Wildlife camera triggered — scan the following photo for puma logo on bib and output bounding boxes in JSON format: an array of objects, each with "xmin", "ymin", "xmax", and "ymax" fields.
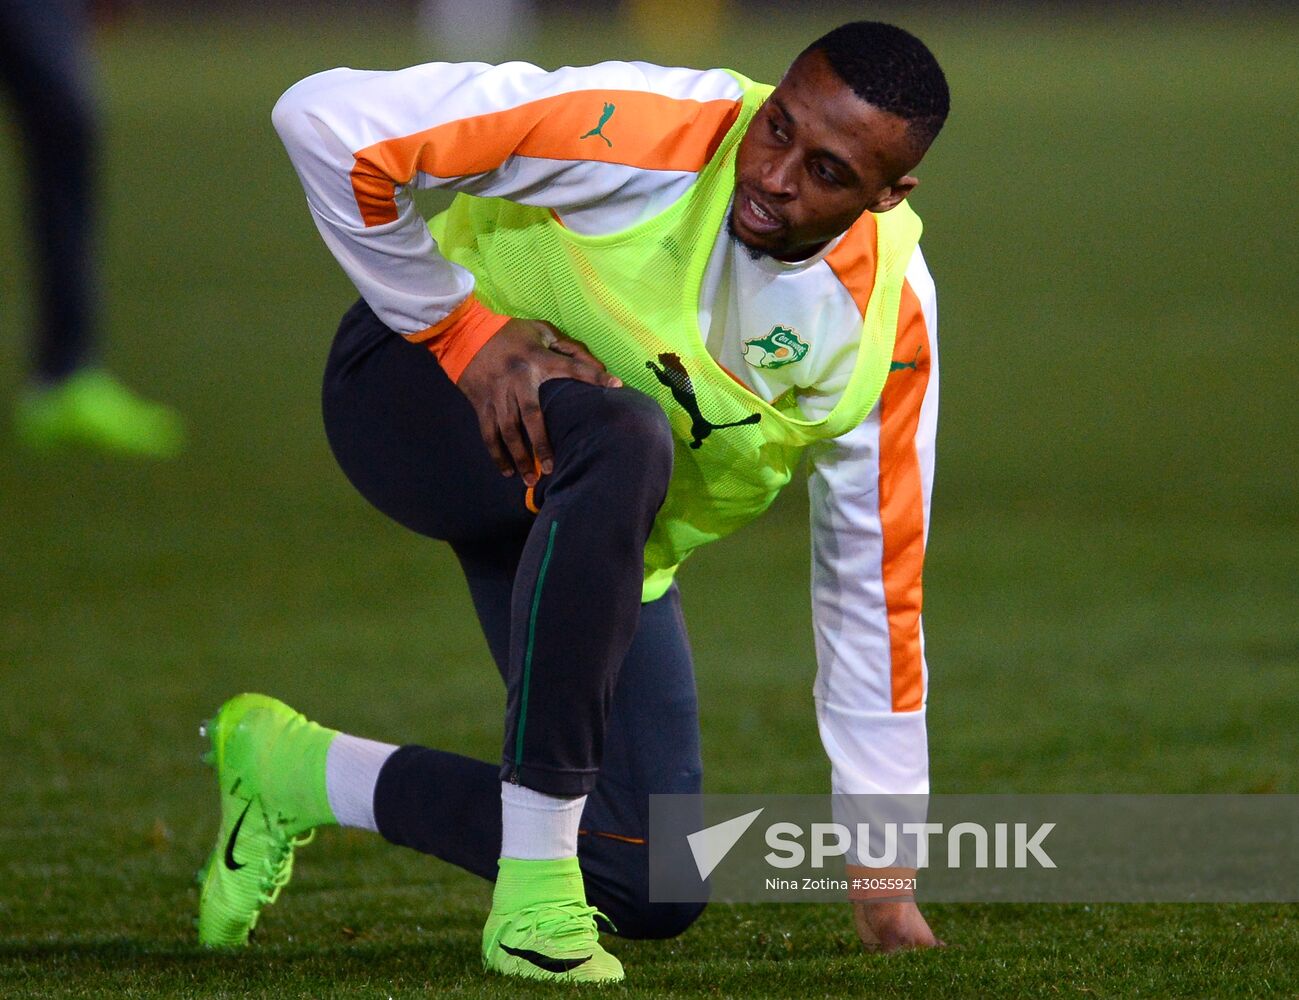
[{"xmin": 645, "ymin": 352, "xmax": 761, "ymax": 449}]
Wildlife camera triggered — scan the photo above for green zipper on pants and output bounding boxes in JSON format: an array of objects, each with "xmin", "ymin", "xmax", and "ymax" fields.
[{"xmin": 514, "ymin": 519, "xmax": 558, "ymax": 776}]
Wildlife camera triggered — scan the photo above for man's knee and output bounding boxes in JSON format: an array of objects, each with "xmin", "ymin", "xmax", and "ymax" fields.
[
  {"xmin": 608, "ymin": 899, "xmax": 706, "ymax": 941},
  {"xmin": 593, "ymin": 387, "xmax": 672, "ymax": 458},
  {"xmin": 549, "ymin": 385, "xmax": 674, "ymax": 503},
  {"xmin": 599, "ymin": 388, "xmax": 674, "ymax": 493}
]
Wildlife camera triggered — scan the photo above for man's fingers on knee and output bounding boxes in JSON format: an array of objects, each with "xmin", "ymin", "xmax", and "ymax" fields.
[
  {"xmin": 518, "ymin": 398, "xmax": 552, "ymax": 478},
  {"xmin": 559, "ymin": 356, "xmax": 622, "ymax": 388},
  {"xmin": 477, "ymin": 411, "xmax": 512, "ymax": 476},
  {"xmin": 553, "ymin": 338, "xmax": 623, "ymax": 387},
  {"xmin": 552, "ymin": 335, "xmax": 602, "ymax": 367},
  {"xmin": 497, "ymin": 409, "xmax": 535, "ymax": 485},
  {"xmin": 517, "ymin": 394, "xmax": 553, "ymax": 477}
]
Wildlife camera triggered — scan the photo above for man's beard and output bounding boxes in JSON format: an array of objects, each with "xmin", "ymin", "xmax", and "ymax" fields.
[{"xmin": 726, "ymin": 210, "xmax": 770, "ymax": 262}]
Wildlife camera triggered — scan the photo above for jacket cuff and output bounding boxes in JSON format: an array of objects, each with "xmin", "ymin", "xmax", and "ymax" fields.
[{"xmin": 404, "ymin": 296, "xmax": 511, "ymax": 382}]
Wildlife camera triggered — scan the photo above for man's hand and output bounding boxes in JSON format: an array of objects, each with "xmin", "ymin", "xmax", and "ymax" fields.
[
  {"xmin": 851, "ymin": 898, "xmax": 944, "ymax": 953},
  {"xmin": 457, "ymin": 318, "xmax": 621, "ymax": 485},
  {"xmin": 846, "ymin": 866, "xmax": 943, "ymax": 953}
]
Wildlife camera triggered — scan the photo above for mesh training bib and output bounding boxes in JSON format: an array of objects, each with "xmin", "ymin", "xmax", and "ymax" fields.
[{"xmin": 428, "ymin": 74, "xmax": 923, "ymax": 600}]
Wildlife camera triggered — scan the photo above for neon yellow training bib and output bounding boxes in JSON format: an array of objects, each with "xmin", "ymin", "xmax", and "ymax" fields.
[{"xmin": 429, "ymin": 73, "xmax": 923, "ymax": 601}]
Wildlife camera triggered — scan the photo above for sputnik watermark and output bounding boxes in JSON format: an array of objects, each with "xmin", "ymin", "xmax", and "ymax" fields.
[
  {"xmin": 686, "ymin": 814, "xmax": 1055, "ymax": 879},
  {"xmin": 648, "ymin": 794, "xmax": 1299, "ymax": 903},
  {"xmin": 762, "ymin": 820, "xmax": 1056, "ymax": 869},
  {"xmin": 687, "ymin": 808, "xmax": 764, "ymax": 880}
]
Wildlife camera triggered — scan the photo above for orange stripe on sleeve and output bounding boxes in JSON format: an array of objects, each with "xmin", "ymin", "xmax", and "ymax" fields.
[
  {"xmin": 400, "ymin": 295, "xmax": 510, "ymax": 381},
  {"xmin": 823, "ymin": 211, "xmax": 879, "ymax": 315},
  {"xmin": 350, "ymin": 90, "xmax": 742, "ymax": 227},
  {"xmin": 418, "ymin": 296, "xmax": 510, "ymax": 383},
  {"xmin": 877, "ymin": 280, "xmax": 930, "ymax": 712}
]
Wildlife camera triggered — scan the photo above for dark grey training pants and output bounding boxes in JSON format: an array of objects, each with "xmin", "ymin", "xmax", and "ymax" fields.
[{"xmin": 322, "ymin": 298, "xmax": 706, "ymax": 938}]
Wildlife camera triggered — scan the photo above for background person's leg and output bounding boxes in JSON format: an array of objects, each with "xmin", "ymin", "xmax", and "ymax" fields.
[
  {"xmin": 0, "ymin": 0, "xmax": 99, "ymax": 380},
  {"xmin": 3, "ymin": 0, "xmax": 184, "ymax": 456}
]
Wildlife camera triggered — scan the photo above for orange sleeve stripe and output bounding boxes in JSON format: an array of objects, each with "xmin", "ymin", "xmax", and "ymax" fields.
[
  {"xmin": 823, "ymin": 211, "xmax": 879, "ymax": 316},
  {"xmin": 421, "ymin": 296, "xmax": 510, "ymax": 383},
  {"xmin": 350, "ymin": 90, "xmax": 743, "ymax": 227},
  {"xmin": 877, "ymin": 280, "xmax": 930, "ymax": 712}
]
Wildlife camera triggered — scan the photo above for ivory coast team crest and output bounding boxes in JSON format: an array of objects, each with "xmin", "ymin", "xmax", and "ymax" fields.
[{"xmin": 742, "ymin": 326, "xmax": 809, "ymax": 370}]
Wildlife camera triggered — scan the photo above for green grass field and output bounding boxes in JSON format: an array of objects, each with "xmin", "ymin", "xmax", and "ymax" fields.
[{"xmin": 1, "ymin": 6, "xmax": 1296, "ymax": 997}]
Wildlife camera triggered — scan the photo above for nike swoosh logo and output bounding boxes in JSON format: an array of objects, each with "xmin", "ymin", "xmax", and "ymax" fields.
[
  {"xmin": 223, "ymin": 800, "xmax": 253, "ymax": 871},
  {"xmin": 499, "ymin": 943, "xmax": 593, "ymax": 973}
]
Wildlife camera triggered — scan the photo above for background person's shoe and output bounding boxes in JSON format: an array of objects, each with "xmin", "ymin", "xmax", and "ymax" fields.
[{"xmin": 15, "ymin": 369, "xmax": 185, "ymax": 458}]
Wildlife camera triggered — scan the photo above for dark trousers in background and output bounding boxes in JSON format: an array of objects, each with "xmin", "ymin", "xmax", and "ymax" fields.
[
  {"xmin": 322, "ymin": 299, "xmax": 706, "ymax": 938},
  {"xmin": 0, "ymin": 0, "xmax": 99, "ymax": 381}
]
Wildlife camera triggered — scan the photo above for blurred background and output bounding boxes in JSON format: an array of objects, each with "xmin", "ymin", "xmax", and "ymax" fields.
[{"xmin": 0, "ymin": 0, "xmax": 1296, "ymax": 980}]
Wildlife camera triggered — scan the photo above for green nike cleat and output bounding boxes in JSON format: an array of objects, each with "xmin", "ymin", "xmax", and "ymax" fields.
[
  {"xmin": 482, "ymin": 857, "xmax": 625, "ymax": 984},
  {"xmin": 196, "ymin": 693, "xmax": 337, "ymax": 947},
  {"xmin": 15, "ymin": 368, "xmax": 185, "ymax": 458}
]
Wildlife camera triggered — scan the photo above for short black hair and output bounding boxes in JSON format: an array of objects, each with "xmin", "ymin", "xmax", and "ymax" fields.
[{"xmin": 802, "ymin": 22, "xmax": 950, "ymax": 154}]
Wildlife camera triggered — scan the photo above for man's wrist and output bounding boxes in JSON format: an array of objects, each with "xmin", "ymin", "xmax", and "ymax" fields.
[{"xmin": 403, "ymin": 295, "xmax": 511, "ymax": 382}]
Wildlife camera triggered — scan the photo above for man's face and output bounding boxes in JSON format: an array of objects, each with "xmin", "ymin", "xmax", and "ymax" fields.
[{"xmin": 731, "ymin": 49, "xmax": 923, "ymax": 262}]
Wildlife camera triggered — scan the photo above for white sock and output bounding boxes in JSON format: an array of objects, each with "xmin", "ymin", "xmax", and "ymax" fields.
[
  {"xmin": 500, "ymin": 782, "xmax": 587, "ymax": 860},
  {"xmin": 325, "ymin": 733, "xmax": 398, "ymax": 832}
]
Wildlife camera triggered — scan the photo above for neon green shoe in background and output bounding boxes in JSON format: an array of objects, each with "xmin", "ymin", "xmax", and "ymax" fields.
[
  {"xmin": 483, "ymin": 857, "xmax": 625, "ymax": 983},
  {"xmin": 15, "ymin": 368, "xmax": 185, "ymax": 458},
  {"xmin": 196, "ymin": 693, "xmax": 337, "ymax": 947}
]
